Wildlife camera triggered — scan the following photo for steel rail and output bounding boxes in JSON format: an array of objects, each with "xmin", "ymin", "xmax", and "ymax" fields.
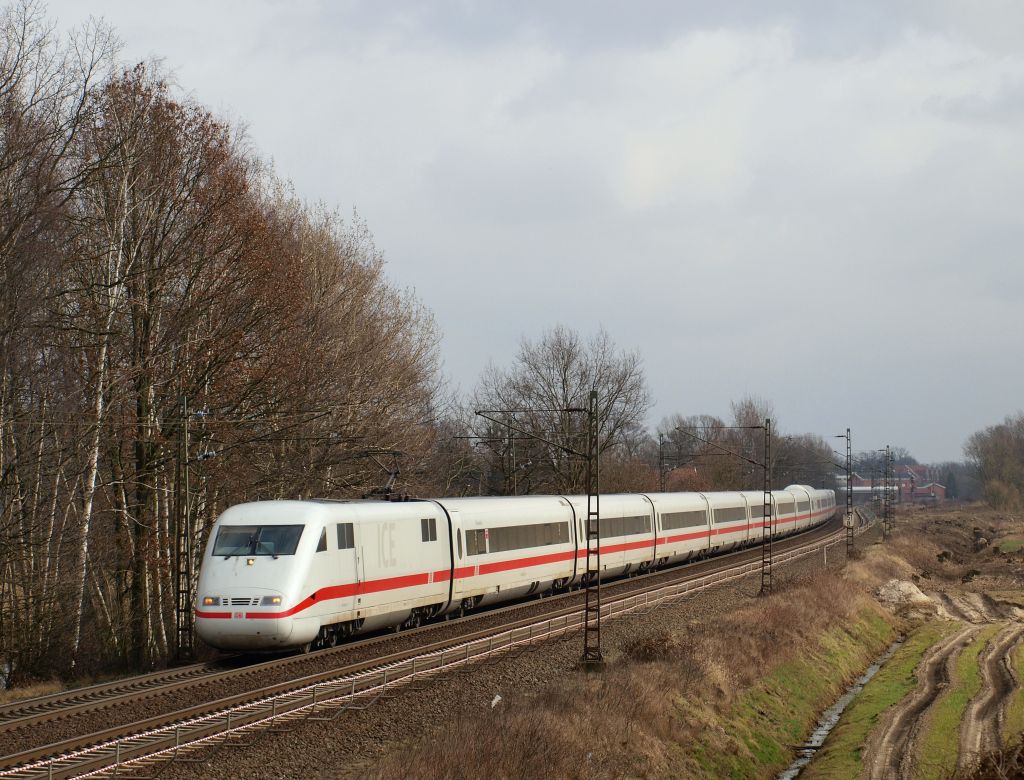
[
  {"xmin": 0, "ymin": 663, "xmax": 242, "ymax": 733},
  {"xmin": 1, "ymin": 511, "xmax": 873, "ymax": 780}
]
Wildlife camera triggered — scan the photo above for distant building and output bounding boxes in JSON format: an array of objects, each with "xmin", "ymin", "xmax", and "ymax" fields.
[
  {"xmin": 900, "ymin": 481, "xmax": 946, "ymax": 505},
  {"xmin": 843, "ymin": 466, "xmax": 945, "ymax": 505}
]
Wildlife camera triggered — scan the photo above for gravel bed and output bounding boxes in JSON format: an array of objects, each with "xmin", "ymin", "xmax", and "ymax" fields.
[
  {"xmin": 7, "ymin": 523, "xmax": 839, "ymax": 761},
  {"xmin": 156, "ymin": 533, "xmax": 856, "ymax": 780}
]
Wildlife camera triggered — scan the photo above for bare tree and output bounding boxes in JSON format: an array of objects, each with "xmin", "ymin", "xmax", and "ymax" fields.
[
  {"xmin": 0, "ymin": 1, "xmax": 115, "ymax": 681},
  {"xmin": 0, "ymin": 7, "xmax": 448, "ymax": 681},
  {"xmin": 471, "ymin": 325, "xmax": 650, "ymax": 493},
  {"xmin": 966, "ymin": 413, "xmax": 1024, "ymax": 509}
]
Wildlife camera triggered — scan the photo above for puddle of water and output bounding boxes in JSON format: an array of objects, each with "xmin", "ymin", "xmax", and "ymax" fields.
[{"xmin": 777, "ymin": 639, "xmax": 904, "ymax": 780}]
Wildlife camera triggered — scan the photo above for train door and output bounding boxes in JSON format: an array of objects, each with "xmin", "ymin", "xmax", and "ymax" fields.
[
  {"xmin": 327, "ymin": 513, "xmax": 360, "ymax": 618},
  {"xmin": 332, "ymin": 514, "xmax": 359, "ymax": 616}
]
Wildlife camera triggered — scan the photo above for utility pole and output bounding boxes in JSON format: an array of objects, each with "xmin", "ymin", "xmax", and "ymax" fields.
[
  {"xmin": 835, "ymin": 428, "xmax": 853, "ymax": 557},
  {"xmin": 675, "ymin": 420, "xmax": 773, "ymax": 594},
  {"xmin": 507, "ymin": 419, "xmax": 516, "ymax": 496},
  {"xmin": 174, "ymin": 396, "xmax": 194, "ymax": 662},
  {"xmin": 582, "ymin": 390, "xmax": 602, "ymax": 664},
  {"xmin": 476, "ymin": 393, "xmax": 602, "ymax": 665},
  {"xmin": 760, "ymin": 418, "xmax": 773, "ymax": 595},
  {"xmin": 845, "ymin": 428, "xmax": 853, "ymax": 555},
  {"xmin": 883, "ymin": 445, "xmax": 893, "ymax": 537},
  {"xmin": 658, "ymin": 433, "xmax": 666, "ymax": 492}
]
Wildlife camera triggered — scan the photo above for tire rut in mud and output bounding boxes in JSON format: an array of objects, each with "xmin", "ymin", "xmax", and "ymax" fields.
[
  {"xmin": 864, "ymin": 624, "xmax": 979, "ymax": 780},
  {"xmin": 958, "ymin": 623, "xmax": 1024, "ymax": 771},
  {"xmin": 933, "ymin": 592, "xmax": 985, "ymax": 623},
  {"xmin": 981, "ymin": 592, "xmax": 1024, "ymax": 621}
]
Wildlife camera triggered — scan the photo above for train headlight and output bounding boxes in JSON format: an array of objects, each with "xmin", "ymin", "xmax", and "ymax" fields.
[
  {"xmin": 260, "ymin": 595, "xmax": 282, "ymax": 606},
  {"xmin": 202, "ymin": 596, "xmax": 220, "ymax": 606}
]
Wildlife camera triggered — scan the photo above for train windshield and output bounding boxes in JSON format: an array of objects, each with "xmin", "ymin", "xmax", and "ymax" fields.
[{"xmin": 212, "ymin": 525, "xmax": 304, "ymax": 557}]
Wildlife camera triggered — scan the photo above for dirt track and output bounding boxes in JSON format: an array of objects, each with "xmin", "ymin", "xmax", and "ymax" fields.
[
  {"xmin": 855, "ymin": 504, "xmax": 1024, "ymax": 778},
  {"xmin": 931, "ymin": 591, "xmax": 1023, "ymax": 624},
  {"xmin": 959, "ymin": 623, "xmax": 1024, "ymax": 770},
  {"xmin": 864, "ymin": 624, "xmax": 979, "ymax": 780}
]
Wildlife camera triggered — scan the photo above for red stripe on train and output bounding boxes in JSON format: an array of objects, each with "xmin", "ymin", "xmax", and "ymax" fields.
[{"xmin": 243, "ymin": 571, "xmax": 431, "ymax": 619}]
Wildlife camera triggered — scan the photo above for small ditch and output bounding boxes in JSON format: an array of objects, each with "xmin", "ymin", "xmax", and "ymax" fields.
[{"xmin": 777, "ymin": 638, "xmax": 904, "ymax": 779}]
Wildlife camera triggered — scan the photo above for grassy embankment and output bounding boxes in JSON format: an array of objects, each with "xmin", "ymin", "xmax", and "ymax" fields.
[
  {"xmin": 377, "ymin": 569, "xmax": 899, "ymax": 780},
  {"xmin": 687, "ymin": 605, "xmax": 895, "ymax": 778},
  {"xmin": 995, "ymin": 536, "xmax": 1024, "ymax": 554}
]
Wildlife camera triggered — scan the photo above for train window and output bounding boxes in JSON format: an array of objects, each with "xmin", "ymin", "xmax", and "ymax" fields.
[
  {"xmin": 544, "ymin": 522, "xmax": 566, "ymax": 546},
  {"xmin": 421, "ymin": 517, "xmax": 437, "ymax": 542},
  {"xmin": 336, "ymin": 523, "xmax": 354, "ymax": 550},
  {"xmin": 476, "ymin": 522, "xmax": 570, "ymax": 553},
  {"xmin": 714, "ymin": 506, "xmax": 747, "ymax": 524},
  {"xmin": 457, "ymin": 529, "xmax": 463, "ymax": 559},
  {"xmin": 488, "ymin": 527, "xmax": 506, "ymax": 553},
  {"xmin": 466, "ymin": 528, "xmax": 487, "ymax": 556},
  {"xmin": 316, "ymin": 527, "xmax": 327, "ymax": 553},
  {"xmin": 797, "ymin": 500, "xmax": 809, "ymax": 512},
  {"xmin": 599, "ymin": 515, "xmax": 651, "ymax": 539},
  {"xmin": 776, "ymin": 501, "xmax": 795, "ymax": 515},
  {"xmin": 661, "ymin": 510, "xmax": 707, "ymax": 529}
]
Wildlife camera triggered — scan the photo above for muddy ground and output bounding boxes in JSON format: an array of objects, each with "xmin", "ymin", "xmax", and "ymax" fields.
[{"xmin": 847, "ymin": 503, "xmax": 1024, "ymax": 778}]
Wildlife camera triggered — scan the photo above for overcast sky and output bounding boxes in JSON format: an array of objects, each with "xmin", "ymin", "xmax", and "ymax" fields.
[{"xmin": 47, "ymin": 1, "xmax": 1024, "ymax": 463}]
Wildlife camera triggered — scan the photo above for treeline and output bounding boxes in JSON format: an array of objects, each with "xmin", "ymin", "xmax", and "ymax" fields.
[
  {"xmin": 455, "ymin": 326, "xmax": 840, "ymax": 496},
  {"xmin": 0, "ymin": 4, "xmax": 440, "ymax": 682},
  {"xmin": 967, "ymin": 413, "xmax": 1024, "ymax": 510}
]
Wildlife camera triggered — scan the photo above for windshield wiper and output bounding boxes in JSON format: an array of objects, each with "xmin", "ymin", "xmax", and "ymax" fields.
[{"xmin": 223, "ymin": 539, "xmax": 255, "ymax": 559}]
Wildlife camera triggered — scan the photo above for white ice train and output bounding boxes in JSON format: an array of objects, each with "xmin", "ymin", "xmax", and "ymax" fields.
[{"xmin": 194, "ymin": 487, "xmax": 836, "ymax": 652}]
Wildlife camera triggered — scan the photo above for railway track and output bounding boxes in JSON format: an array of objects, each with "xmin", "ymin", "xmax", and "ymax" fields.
[
  {"xmin": 0, "ymin": 661, "xmax": 247, "ymax": 733},
  {"xmin": 1, "ymin": 512, "xmax": 870, "ymax": 779}
]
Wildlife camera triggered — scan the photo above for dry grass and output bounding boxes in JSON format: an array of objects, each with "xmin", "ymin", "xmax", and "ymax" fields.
[
  {"xmin": 955, "ymin": 735, "xmax": 1024, "ymax": 779},
  {"xmin": 0, "ymin": 678, "xmax": 64, "ymax": 704},
  {"xmin": 375, "ymin": 570, "xmax": 892, "ymax": 780},
  {"xmin": 888, "ymin": 533, "xmax": 950, "ymax": 577},
  {"xmin": 378, "ymin": 664, "xmax": 680, "ymax": 779},
  {"xmin": 840, "ymin": 541, "xmax": 915, "ymax": 594}
]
